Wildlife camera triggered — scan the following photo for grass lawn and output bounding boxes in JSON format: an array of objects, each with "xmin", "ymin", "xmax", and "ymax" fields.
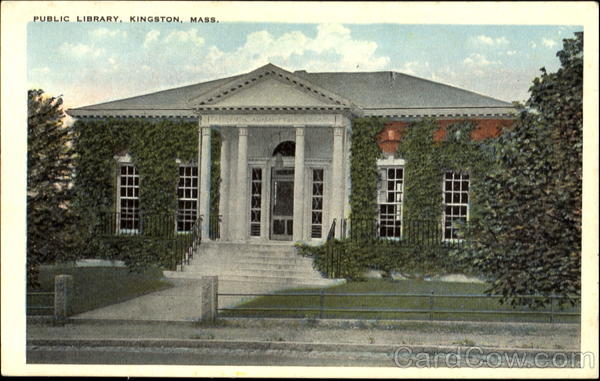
[
  {"xmin": 220, "ymin": 279, "xmax": 580, "ymax": 323},
  {"xmin": 27, "ymin": 265, "xmax": 172, "ymax": 316}
]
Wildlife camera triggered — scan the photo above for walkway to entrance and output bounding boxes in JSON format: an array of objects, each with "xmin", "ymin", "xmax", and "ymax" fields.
[
  {"xmin": 71, "ymin": 277, "xmax": 311, "ymax": 322},
  {"xmin": 73, "ymin": 242, "xmax": 344, "ymax": 322}
]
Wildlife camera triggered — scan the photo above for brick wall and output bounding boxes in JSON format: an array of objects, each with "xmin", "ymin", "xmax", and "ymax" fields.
[{"xmin": 377, "ymin": 118, "xmax": 516, "ymax": 154}]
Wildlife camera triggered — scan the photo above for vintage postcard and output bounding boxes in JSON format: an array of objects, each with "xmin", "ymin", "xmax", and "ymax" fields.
[{"xmin": 1, "ymin": 1, "xmax": 598, "ymax": 378}]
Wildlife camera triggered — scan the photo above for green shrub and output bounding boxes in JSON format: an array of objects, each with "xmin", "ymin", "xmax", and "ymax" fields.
[{"xmin": 298, "ymin": 239, "xmax": 476, "ymax": 280}]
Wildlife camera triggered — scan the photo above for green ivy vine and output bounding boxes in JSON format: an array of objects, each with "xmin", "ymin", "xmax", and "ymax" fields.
[
  {"xmin": 302, "ymin": 117, "xmax": 497, "ymax": 279},
  {"xmin": 72, "ymin": 118, "xmax": 221, "ymax": 270},
  {"xmin": 349, "ymin": 117, "xmax": 386, "ymax": 221}
]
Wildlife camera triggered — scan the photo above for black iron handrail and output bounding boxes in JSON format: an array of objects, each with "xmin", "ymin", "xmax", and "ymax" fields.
[
  {"xmin": 324, "ymin": 218, "xmax": 342, "ymax": 278},
  {"xmin": 326, "ymin": 218, "xmax": 336, "ymax": 242},
  {"xmin": 171, "ymin": 215, "xmax": 202, "ymax": 271}
]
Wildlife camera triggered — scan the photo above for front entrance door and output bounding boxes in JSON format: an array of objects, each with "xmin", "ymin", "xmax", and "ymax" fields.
[{"xmin": 271, "ymin": 168, "xmax": 294, "ymax": 240}]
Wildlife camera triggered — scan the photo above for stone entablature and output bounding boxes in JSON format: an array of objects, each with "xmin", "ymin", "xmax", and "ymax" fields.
[{"xmin": 199, "ymin": 113, "xmax": 350, "ymax": 128}]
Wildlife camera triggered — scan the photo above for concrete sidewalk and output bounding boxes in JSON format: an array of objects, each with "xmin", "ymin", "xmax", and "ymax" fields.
[
  {"xmin": 29, "ymin": 318, "xmax": 580, "ymax": 351},
  {"xmin": 71, "ymin": 277, "xmax": 305, "ymax": 322}
]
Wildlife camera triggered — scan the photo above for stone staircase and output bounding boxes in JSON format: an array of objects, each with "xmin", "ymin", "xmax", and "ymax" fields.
[{"xmin": 164, "ymin": 242, "xmax": 344, "ymax": 288}]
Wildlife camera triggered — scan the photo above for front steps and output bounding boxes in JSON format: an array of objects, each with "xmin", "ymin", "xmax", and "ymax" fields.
[{"xmin": 164, "ymin": 242, "xmax": 345, "ymax": 288}]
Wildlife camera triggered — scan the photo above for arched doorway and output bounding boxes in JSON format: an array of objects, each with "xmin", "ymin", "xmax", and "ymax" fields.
[
  {"xmin": 272, "ymin": 140, "xmax": 295, "ymax": 157},
  {"xmin": 271, "ymin": 141, "xmax": 295, "ymax": 240}
]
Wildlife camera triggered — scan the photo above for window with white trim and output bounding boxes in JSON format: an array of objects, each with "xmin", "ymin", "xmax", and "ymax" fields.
[
  {"xmin": 378, "ymin": 166, "xmax": 404, "ymax": 238},
  {"xmin": 443, "ymin": 171, "xmax": 469, "ymax": 240},
  {"xmin": 177, "ymin": 164, "xmax": 198, "ymax": 232},
  {"xmin": 250, "ymin": 167, "xmax": 262, "ymax": 237},
  {"xmin": 311, "ymin": 168, "xmax": 324, "ymax": 238},
  {"xmin": 118, "ymin": 164, "xmax": 140, "ymax": 232}
]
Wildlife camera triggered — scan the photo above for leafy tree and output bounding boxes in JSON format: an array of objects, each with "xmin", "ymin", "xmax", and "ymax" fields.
[
  {"xmin": 27, "ymin": 89, "xmax": 78, "ymax": 287},
  {"xmin": 468, "ymin": 32, "xmax": 583, "ymax": 306}
]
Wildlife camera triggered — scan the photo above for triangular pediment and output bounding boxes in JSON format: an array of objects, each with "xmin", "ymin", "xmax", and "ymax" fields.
[{"xmin": 188, "ymin": 63, "xmax": 355, "ymax": 110}]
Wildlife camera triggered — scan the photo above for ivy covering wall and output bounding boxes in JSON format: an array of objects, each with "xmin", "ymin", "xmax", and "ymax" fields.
[
  {"xmin": 348, "ymin": 117, "xmax": 386, "ymax": 221},
  {"xmin": 72, "ymin": 118, "xmax": 220, "ymax": 270},
  {"xmin": 398, "ymin": 118, "xmax": 492, "ymax": 222},
  {"xmin": 301, "ymin": 117, "xmax": 498, "ymax": 280}
]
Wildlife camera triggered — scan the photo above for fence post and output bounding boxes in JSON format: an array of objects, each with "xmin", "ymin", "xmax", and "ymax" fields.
[
  {"xmin": 200, "ymin": 276, "xmax": 218, "ymax": 323},
  {"xmin": 54, "ymin": 275, "xmax": 73, "ymax": 322},
  {"xmin": 319, "ymin": 289, "xmax": 325, "ymax": 319},
  {"xmin": 549, "ymin": 297, "xmax": 554, "ymax": 324},
  {"xmin": 429, "ymin": 291, "xmax": 434, "ymax": 321}
]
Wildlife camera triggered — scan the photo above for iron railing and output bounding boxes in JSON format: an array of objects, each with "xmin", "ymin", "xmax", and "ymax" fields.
[
  {"xmin": 26, "ymin": 291, "xmax": 55, "ymax": 316},
  {"xmin": 98, "ymin": 212, "xmax": 201, "ymax": 271},
  {"xmin": 326, "ymin": 218, "xmax": 336, "ymax": 242},
  {"xmin": 343, "ymin": 218, "xmax": 466, "ymax": 246},
  {"xmin": 340, "ymin": 218, "xmax": 347, "ymax": 239},
  {"xmin": 218, "ymin": 291, "xmax": 580, "ymax": 323},
  {"xmin": 324, "ymin": 219, "xmax": 343, "ymax": 278},
  {"xmin": 322, "ymin": 218, "xmax": 470, "ymax": 279},
  {"xmin": 209, "ymin": 214, "xmax": 222, "ymax": 240},
  {"xmin": 99, "ymin": 212, "xmax": 203, "ymax": 237}
]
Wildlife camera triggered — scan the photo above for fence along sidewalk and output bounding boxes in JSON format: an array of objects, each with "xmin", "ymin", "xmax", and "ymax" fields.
[
  {"xmin": 217, "ymin": 290, "xmax": 580, "ymax": 323},
  {"xmin": 27, "ymin": 274, "xmax": 74, "ymax": 322}
]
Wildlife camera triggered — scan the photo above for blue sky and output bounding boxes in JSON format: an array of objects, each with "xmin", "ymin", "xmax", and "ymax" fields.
[{"xmin": 27, "ymin": 23, "xmax": 582, "ymax": 109}]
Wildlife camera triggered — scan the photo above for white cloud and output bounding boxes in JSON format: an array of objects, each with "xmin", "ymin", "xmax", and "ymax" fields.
[
  {"xmin": 506, "ymin": 50, "xmax": 517, "ymax": 56},
  {"xmin": 430, "ymin": 66, "xmax": 458, "ymax": 84},
  {"xmin": 462, "ymin": 53, "xmax": 501, "ymax": 77},
  {"xmin": 463, "ymin": 53, "xmax": 498, "ymax": 67},
  {"xmin": 163, "ymin": 28, "xmax": 205, "ymax": 47},
  {"xmin": 91, "ymin": 28, "xmax": 127, "ymax": 39},
  {"xmin": 495, "ymin": 36, "xmax": 509, "ymax": 45},
  {"xmin": 399, "ymin": 61, "xmax": 429, "ymax": 75},
  {"xmin": 59, "ymin": 42, "xmax": 104, "ymax": 58},
  {"xmin": 530, "ymin": 41, "xmax": 537, "ymax": 49},
  {"xmin": 143, "ymin": 30, "xmax": 160, "ymax": 48},
  {"xmin": 144, "ymin": 28, "xmax": 205, "ymax": 49},
  {"xmin": 474, "ymin": 35, "xmax": 509, "ymax": 46},
  {"xmin": 185, "ymin": 23, "xmax": 390, "ymax": 76},
  {"xmin": 542, "ymin": 38, "xmax": 557, "ymax": 48}
]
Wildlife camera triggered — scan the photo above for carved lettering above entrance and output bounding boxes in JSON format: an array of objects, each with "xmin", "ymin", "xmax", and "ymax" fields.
[{"xmin": 201, "ymin": 113, "xmax": 347, "ymax": 127}]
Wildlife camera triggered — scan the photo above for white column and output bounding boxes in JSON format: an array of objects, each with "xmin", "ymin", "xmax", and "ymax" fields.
[
  {"xmin": 292, "ymin": 126, "xmax": 305, "ymax": 241},
  {"xmin": 235, "ymin": 127, "xmax": 248, "ymax": 241},
  {"xmin": 199, "ymin": 126, "xmax": 212, "ymax": 239},
  {"xmin": 219, "ymin": 129, "xmax": 230, "ymax": 241},
  {"xmin": 330, "ymin": 126, "xmax": 345, "ymax": 238}
]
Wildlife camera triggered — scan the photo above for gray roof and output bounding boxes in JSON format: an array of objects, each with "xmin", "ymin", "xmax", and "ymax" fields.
[
  {"xmin": 68, "ymin": 64, "xmax": 515, "ymax": 118},
  {"xmin": 72, "ymin": 74, "xmax": 244, "ymax": 110},
  {"xmin": 295, "ymin": 71, "xmax": 511, "ymax": 109}
]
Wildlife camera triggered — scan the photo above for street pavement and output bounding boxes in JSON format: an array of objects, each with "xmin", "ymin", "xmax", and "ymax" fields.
[{"xmin": 26, "ymin": 318, "xmax": 581, "ymax": 369}]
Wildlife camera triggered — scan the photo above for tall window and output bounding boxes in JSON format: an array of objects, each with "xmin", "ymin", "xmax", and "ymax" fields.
[
  {"xmin": 378, "ymin": 167, "xmax": 404, "ymax": 238},
  {"xmin": 311, "ymin": 168, "xmax": 324, "ymax": 238},
  {"xmin": 443, "ymin": 171, "xmax": 469, "ymax": 240},
  {"xmin": 118, "ymin": 164, "xmax": 139, "ymax": 232},
  {"xmin": 177, "ymin": 165, "xmax": 198, "ymax": 232},
  {"xmin": 250, "ymin": 168, "xmax": 262, "ymax": 237}
]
